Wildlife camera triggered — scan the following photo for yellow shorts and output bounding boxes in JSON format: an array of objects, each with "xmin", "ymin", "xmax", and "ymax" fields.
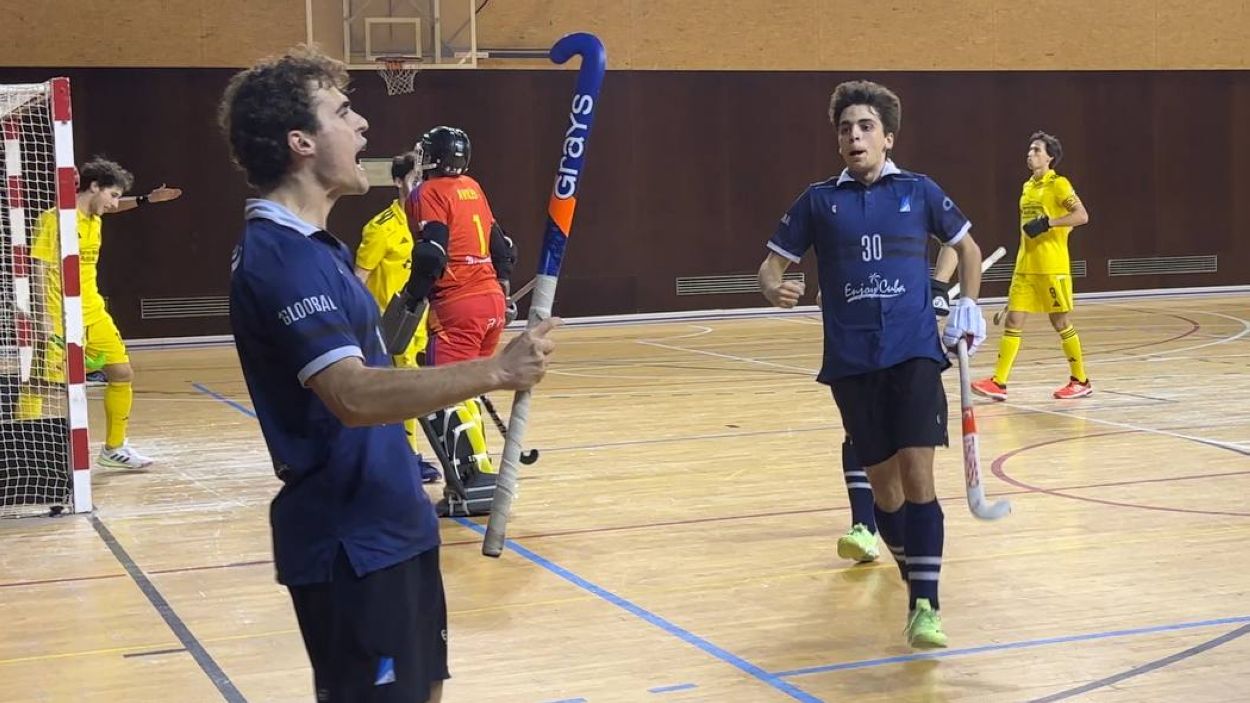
[
  {"xmin": 1007, "ymin": 273, "xmax": 1074, "ymax": 314},
  {"xmin": 38, "ymin": 313, "xmax": 130, "ymax": 383}
]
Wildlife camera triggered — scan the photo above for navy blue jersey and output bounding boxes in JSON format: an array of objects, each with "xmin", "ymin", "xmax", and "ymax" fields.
[
  {"xmin": 768, "ymin": 161, "xmax": 970, "ymax": 382},
  {"xmin": 229, "ymin": 199, "xmax": 439, "ymax": 586}
]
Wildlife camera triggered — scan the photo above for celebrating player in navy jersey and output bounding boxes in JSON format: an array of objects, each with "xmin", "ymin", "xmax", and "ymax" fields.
[
  {"xmin": 219, "ymin": 46, "xmax": 559, "ymax": 702},
  {"xmin": 759, "ymin": 80, "xmax": 986, "ymax": 649}
]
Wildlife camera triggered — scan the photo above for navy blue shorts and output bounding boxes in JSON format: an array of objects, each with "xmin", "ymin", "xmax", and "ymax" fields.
[
  {"xmin": 830, "ymin": 357, "xmax": 949, "ymax": 468},
  {"xmin": 289, "ymin": 547, "xmax": 449, "ymax": 702}
]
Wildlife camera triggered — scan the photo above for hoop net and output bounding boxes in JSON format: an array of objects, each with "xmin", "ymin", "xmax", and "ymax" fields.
[{"xmin": 376, "ymin": 58, "xmax": 418, "ymax": 96}]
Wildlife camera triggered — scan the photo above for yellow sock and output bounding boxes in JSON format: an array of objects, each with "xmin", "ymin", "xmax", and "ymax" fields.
[
  {"xmin": 1059, "ymin": 325, "xmax": 1088, "ymax": 383},
  {"xmin": 993, "ymin": 328, "xmax": 1023, "ymax": 385},
  {"xmin": 404, "ymin": 418, "xmax": 420, "ymax": 453},
  {"xmin": 104, "ymin": 381, "xmax": 133, "ymax": 448},
  {"xmin": 16, "ymin": 390, "xmax": 43, "ymax": 420}
]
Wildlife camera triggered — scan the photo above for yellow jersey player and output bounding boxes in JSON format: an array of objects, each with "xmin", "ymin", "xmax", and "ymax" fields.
[
  {"xmin": 20, "ymin": 157, "xmax": 171, "ymax": 467},
  {"xmin": 354, "ymin": 152, "xmax": 440, "ymax": 482},
  {"xmin": 973, "ymin": 132, "xmax": 1091, "ymax": 400}
]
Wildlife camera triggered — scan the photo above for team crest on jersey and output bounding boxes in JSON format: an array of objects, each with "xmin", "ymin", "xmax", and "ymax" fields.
[{"xmin": 898, "ymin": 196, "xmax": 910, "ymax": 213}]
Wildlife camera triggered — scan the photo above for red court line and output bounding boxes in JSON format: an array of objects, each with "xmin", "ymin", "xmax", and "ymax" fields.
[
  {"xmin": 1086, "ymin": 310, "xmax": 1200, "ymax": 356},
  {"xmin": 0, "ymin": 571, "xmax": 127, "ymax": 589},
  {"xmin": 5, "ymin": 307, "xmax": 1230, "ymax": 588},
  {"xmin": 992, "ymin": 430, "xmax": 1250, "ymax": 518},
  {"xmin": 7, "ymin": 458, "xmax": 1250, "ymax": 589}
]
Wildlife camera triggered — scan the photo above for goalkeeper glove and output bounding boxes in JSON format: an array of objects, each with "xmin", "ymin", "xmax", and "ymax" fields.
[{"xmin": 1022, "ymin": 215, "xmax": 1050, "ymax": 237}]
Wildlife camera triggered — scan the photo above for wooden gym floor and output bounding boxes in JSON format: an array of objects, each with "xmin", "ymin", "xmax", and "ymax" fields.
[{"xmin": 2, "ymin": 293, "xmax": 1250, "ymax": 702}]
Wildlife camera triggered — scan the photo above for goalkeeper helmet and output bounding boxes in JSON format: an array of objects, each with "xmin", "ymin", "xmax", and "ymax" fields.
[{"xmin": 417, "ymin": 126, "xmax": 471, "ymax": 177}]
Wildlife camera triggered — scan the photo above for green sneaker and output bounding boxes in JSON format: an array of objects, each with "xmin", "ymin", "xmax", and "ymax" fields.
[
  {"xmin": 836, "ymin": 523, "xmax": 880, "ymax": 563},
  {"xmin": 905, "ymin": 598, "xmax": 948, "ymax": 649}
]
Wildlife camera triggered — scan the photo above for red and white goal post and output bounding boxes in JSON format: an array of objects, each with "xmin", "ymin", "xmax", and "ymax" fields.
[{"xmin": 0, "ymin": 78, "xmax": 91, "ymax": 517}]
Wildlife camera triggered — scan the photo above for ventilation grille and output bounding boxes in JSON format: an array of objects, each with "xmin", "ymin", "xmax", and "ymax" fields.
[
  {"xmin": 1108, "ymin": 255, "xmax": 1217, "ymax": 277},
  {"xmin": 676, "ymin": 272, "xmax": 804, "ymax": 296},
  {"xmin": 140, "ymin": 296, "xmax": 230, "ymax": 320},
  {"xmin": 977, "ymin": 259, "xmax": 1086, "ymax": 282}
]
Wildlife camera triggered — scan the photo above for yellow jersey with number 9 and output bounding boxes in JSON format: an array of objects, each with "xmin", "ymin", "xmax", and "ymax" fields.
[
  {"xmin": 1016, "ymin": 170, "xmax": 1079, "ymax": 275},
  {"xmin": 356, "ymin": 200, "xmax": 414, "ymax": 310}
]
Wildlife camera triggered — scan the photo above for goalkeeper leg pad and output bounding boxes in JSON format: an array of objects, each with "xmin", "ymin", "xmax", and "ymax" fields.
[{"xmin": 425, "ymin": 402, "xmax": 496, "ymax": 517}]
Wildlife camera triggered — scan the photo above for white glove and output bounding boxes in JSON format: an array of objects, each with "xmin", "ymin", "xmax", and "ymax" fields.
[{"xmin": 942, "ymin": 298, "xmax": 986, "ymax": 355}]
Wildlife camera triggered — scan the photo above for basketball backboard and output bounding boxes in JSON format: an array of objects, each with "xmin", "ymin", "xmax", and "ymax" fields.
[{"xmin": 305, "ymin": 0, "xmax": 480, "ymax": 70}]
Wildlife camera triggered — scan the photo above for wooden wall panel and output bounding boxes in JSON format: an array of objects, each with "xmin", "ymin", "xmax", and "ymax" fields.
[
  {"xmin": 0, "ymin": 1, "xmax": 1245, "ymax": 70},
  {"xmin": 0, "ymin": 0, "xmax": 304, "ymax": 67},
  {"xmin": 0, "ymin": 66, "xmax": 1245, "ymax": 339}
]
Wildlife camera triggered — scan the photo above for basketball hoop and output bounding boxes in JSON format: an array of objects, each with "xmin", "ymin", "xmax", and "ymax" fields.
[{"xmin": 376, "ymin": 57, "xmax": 419, "ymax": 96}]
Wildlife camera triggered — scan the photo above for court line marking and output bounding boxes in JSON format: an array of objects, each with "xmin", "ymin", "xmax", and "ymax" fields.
[
  {"xmin": 993, "ymin": 430, "xmax": 1250, "ymax": 517},
  {"xmin": 639, "ymin": 317, "xmax": 1250, "ymax": 464},
  {"xmin": 1026, "ymin": 622, "xmax": 1250, "ymax": 702},
  {"xmin": 191, "ymin": 382, "xmax": 257, "ymax": 418},
  {"xmin": 180, "ymin": 301, "xmax": 1249, "ymax": 694},
  {"xmin": 649, "ymin": 682, "xmax": 699, "ymax": 693},
  {"xmin": 189, "ymin": 380, "xmax": 822, "ymax": 700},
  {"xmin": 771, "ymin": 614, "xmax": 1250, "ymax": 678},
  {"xmin": 452, "ymin": 518, "xmax": 823, "ymax": 703},
  {"xmin": 90, "ymin": 515, "xmax": 247, "ymax": 702},
  {"xmin": 106, "ymin": 379, "xmax": 1250, "ymax": 702}
]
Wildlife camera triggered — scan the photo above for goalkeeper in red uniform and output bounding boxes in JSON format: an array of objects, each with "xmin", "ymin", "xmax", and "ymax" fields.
[{"xmin": 401, "ymin": 126, "xmax": 516, "ymax": 515}]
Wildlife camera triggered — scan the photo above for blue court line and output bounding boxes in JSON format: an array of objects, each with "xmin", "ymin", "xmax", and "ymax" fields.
[
  {"xmin": 452, "ymin": 518, "xmax": 822, "ymax": 703},
  {"xmin": 91, "ymin": 515, "xmax": 247, "ymax": 702},
  {"xmin": 192, "ymin": 383, "xmax": 817, "ymax": 701},
  {"xmin": 650, "ymin": 682, "xmax": 699, "ymax": 694},
  {"xmin": 192, "ymin": 382, "xmax": 256, "ymax": 418},
  {"xmin": 771, "ymin": 614, "xmax": 1250, "ymax": 678},
  {"xmin": 193, "ymin": 381, "xmax": 1246, "ymax": 699},
  {"xmin": 1027, "ymin": 621, "xmax": 1250, "ymax": 702}
]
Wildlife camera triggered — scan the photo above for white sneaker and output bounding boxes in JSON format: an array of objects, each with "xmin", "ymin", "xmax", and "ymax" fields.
[{"xmin": 98, "ymin": 441, "xmax": 154, "ymax": 468}]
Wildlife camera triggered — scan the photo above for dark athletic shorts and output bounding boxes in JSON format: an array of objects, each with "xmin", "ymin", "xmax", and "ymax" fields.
[
  {"xmin": 830, "ymin": 357, "xmax": 949, "ymax": 468},
  {"xmin": 288, "ymin": 547, "xmax": 449, "ymax": 702}
]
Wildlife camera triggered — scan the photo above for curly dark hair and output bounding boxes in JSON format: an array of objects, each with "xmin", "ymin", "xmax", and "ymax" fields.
[
  {"xmin": 218, "ymin": 45, "xmax": 350, "ymax": 191},
  {"xmin": 829, "ymin": 80, "xmax": 902, "ymax": 137},
  {"xmin": 1029, "ymin": 131, "xmax": 1063, "ymax": 167},
  {"xmin": 77, "ymin": 157, "xmax": 133, "ymax": 193},
  {"xmin": 391, "ymin": 151, "xmax": 418, "ymax": 181}
]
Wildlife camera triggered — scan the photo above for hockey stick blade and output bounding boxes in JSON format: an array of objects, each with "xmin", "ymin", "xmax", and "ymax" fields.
[{"xmin": 478, "ymin": 395, "xmax": 540, "ymax": 464}]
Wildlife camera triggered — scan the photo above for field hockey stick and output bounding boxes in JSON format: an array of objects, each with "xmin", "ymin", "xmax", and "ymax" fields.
[
  {"xmin": 957, "ymin": 336, "xmax": 1012, "ymax": 520},
  {"xmin": 992, "ymin": 302, "xmax": 1009, "ymax": 326},
  {"xmin": 947, "ymin": 246, "xmax": 1006, "ymax": 299},
  {"xmin": 509, "ymin": 276, "xmax": 537, "ymax": 304},
  {"xmin": 478, "ymin": 394, "xmax": 539, "ymax": 464},
  {"xmin": 483, "ymin": 32, "xmax": 606, "ymax": 557}
]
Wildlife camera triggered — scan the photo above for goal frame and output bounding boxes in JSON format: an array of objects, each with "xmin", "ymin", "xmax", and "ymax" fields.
[{"xmin": 2, "ymin": 77, "xmax": 90, "ymax": 516}]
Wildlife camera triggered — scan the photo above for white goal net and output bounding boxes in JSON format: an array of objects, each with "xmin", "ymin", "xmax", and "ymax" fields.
[{"xmin": 1, "ymin": 79, "xmax": 90, "ymax": 517}]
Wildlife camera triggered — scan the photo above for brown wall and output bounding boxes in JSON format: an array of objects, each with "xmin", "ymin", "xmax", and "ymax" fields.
[
  {"xmin": 0, "ymin": 66, "xmax": 1244, "ymax": 338},
  {"xmin": 1, "ymin": 1, "xmax": 1246, "ymax": 70}
]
